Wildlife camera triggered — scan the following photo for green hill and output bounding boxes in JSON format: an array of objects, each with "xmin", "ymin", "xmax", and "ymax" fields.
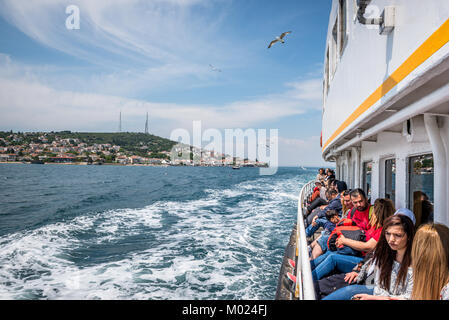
[
  {"xmin": 0, "ymin": 131, "xmax": 177, "ymax": 159},
  {"xmin": 56, "ymin": 131, "xmax": 176, "ymax": 155}
]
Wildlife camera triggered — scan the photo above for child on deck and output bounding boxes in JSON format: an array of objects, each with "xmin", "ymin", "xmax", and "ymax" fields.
[{"xmin": 306, "ymin": 210, "xmax": 340, "ymax": 259}]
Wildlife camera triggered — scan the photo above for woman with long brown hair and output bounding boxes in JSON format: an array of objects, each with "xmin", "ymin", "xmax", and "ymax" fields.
[
  {"xmin": 353, "ymin": 214, "xmax": 415, "ymax": 300},
  {"xmin": 411, "ymin": 223, "xmax": 449, "ymax": 300}
]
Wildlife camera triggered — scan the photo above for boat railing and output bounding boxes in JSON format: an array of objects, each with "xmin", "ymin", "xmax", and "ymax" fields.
[{"xmin": 294, "ymin": 180, "xmax": 316, "ymax": 300}]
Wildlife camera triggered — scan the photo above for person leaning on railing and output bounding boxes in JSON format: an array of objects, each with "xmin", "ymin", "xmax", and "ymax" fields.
[
  {"xmin": 305, "ymin": 180, "xmax": 347, "ymax": 227},
  {"xmin": 306, "ymin": 189, "xmax": 342, "ymax": 225},
  {"xmin": 305, "ymin": 182, "xmax": 328, "ymax": 217},
  {"xmin": 308, "ymin": 180, "xmax": 322, "ymax": 203},
  {"xmin": 316, "ymin": 168, "xmax": 327, "ymax": 184},
  {"xmin": 324, "ymin": 168, "xmax": 335, "ymax": 184},
  {"xmin": 306, "ymin": 210, "xmax": 340, "ymax": 260}
]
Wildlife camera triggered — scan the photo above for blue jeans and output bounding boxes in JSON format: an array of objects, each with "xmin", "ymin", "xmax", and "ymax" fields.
[
  {"xmin": 336, "ymin": 245, "xmax": 362, "ymax": 257},
  {"xmin": 305, "ymin": 218, "xmax": 329, "ymax": 237},
  {"xmin": 310, "ymin": 251, "xmax": 363, "ymax": 281},
  {"xmin": 316, "ymin": 234, "xmax": 330, "ymax": 252},
  {"xmin": 322, "ymin": 284, "xmax": 374, "ymax": 300}
]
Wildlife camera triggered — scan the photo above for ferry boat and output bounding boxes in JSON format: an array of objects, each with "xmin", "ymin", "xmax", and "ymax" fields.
[{"xmin": 276, "ymin": 0, "xmax": 449, "ymax": 300}]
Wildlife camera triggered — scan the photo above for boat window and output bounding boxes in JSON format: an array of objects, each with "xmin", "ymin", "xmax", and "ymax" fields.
[
  {"xmin": 352, "ymin": 0, "xmax": 358, "ymax": 21},
  {"xmin": 408, "ymin": 154, "xmax": 434, "ymax": 227},
  {"xmin": 324, "ymin": 47, "xmax": 330, "ymax": 97},
  {"xmin": 385, "ymin": 158, "xmax": 396, "ymax": 203},
  {"xmin": 339, "ymin": 0, "xmax": 348, "ymax": 56},
  {"xmin": 331, "ymin": 20, "xmax": 338, "ymax": 78},
  {"xmin": 362, "ymin": 161, "xmax": 372, "ymax": 200}
]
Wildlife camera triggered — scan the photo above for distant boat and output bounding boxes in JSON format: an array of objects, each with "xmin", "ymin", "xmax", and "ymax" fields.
[{"xmin": 232, "ymin": 165, "xmax": 240, "ymax": 170}]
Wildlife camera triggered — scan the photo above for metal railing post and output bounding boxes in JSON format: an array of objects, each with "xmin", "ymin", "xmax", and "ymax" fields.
[{"xmin": 294, "ymin": 180, "xmax": 316, "ymax": 300}]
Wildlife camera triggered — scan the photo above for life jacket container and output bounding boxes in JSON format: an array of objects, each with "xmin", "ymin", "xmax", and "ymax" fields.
[{"xmin": 327, "ymin": 218, "xmax": 366, "ymax": 255}]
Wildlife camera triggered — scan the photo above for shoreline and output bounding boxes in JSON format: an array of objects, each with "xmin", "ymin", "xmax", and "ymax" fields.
[{"xmin": 0, "ymin": 161, "xmax": 270, "ymax": 168}]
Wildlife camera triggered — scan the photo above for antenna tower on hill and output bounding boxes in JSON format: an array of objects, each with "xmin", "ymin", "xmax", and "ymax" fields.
[
  {"xmin": 119, "ymin": 111, "xmax": 122, "ymax": 133},
  {"xmin": 145, "ymin": 112, "xmax": 149, "ymax": 134}
]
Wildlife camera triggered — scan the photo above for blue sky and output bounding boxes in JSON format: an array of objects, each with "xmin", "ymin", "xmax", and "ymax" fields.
[{"xmin": 0, "ymin": 0, "xmax": 332, "ymax": 166}]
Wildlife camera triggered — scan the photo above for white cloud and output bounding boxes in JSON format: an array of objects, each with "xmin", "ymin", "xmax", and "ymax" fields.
[
  {"xmin": 0, "ymin": 0, "xmax": 231, "ymax": 67},
  {"xmin": 0, "ymin": 0, "xmax": 242, "ymax": 97},
  {"xmin": 0, "ymin": 55, "xmax": 323, "ymax": 134},
  {"xmin": 0, "ymin": 75, "xmax": 320, "ymax": 131},
  {"xmin": 284, "ymin": 79, "xmax": 323, "ymax": 104}
]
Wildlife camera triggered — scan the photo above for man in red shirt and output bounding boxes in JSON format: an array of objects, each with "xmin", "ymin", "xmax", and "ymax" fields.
[
  {"xmin": 337, "ymin": 190, "xmax": 385, "ymax": 253},
  {"xmin": 348, "ymin": 189, "xmax": 371, "ymax": 232}
]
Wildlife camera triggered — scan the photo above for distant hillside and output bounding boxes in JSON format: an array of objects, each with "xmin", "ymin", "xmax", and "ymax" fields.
[
  {"xmin": 56, "ymin": 131, "xmax": 177, "ymax": 155},
  {"xmin": 0, "ymin": 131, "xmax": 177, "ymax": 159},
  {"xmin": 1, "ymin": 131, "xmax": 268, "ymax": 166}
]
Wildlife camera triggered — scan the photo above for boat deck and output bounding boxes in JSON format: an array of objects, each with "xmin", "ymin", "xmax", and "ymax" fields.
[{"xmin": 275, "ymin": 221, "xmax": 323, "ymax": 300}]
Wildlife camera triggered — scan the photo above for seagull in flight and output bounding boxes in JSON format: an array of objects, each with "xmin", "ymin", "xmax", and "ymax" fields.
[
  {"xmin": 258, "ymin": 138, "xmax": 275, "ymax": 149},
  {"xmin": 209, "ymin": 64, "xmax": 222, "ymax": 72},
  {"xmin": 268, "ymin": 31, "xmax": 292, "ymax": 49}
]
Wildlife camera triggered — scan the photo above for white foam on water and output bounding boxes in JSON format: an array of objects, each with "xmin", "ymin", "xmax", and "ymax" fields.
[
  {"xmin": 275, "ymin": 192, "xmax": 299, "ymax": 201},
  {"xmin": 0, "ymin": 172, "xmax": 311, "ymax": 299}
]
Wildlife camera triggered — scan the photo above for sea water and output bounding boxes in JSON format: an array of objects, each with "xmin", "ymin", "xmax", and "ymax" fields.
[{"xmin": 0, "ymin": 164, "xmax": 315, "ymax": 300}]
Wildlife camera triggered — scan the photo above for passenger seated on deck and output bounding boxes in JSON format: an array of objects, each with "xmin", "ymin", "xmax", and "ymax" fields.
[
  {"xmin": 316, "ymin": 189, "xmax": 342, "ymax": 218},
  {"xmin": 411, "ymin": 223, "xmax": 449, "ymax": 300},
  {"xmin": 305, "ymin": 188, "xmax": 328, "ymax": 216},
  {"xmin": 316, "ymin": 252, "xmax": 376, "ymax": 300},
  {"xmin": 324, "ymin": 168, "xmax": 335, "ymax": 182},
  {"xmin": 306, "ymin": 210, "xmax": 340, "ymax": 259},
  {"xmin": 308, "ymin": 180, "xmax": 322, "ymax": 203},
  {"xmin": 313, "ymin": 180, "xmax": 344, "ymax": 214},
  {"xmin": 324, "ymin": 176, "xmax": 335, "ymax": 189},
  {"xmin": 340, "ymin": 190, "xmax": 353, "ymax": 218},
  {"xmin": 336, "ymin": 198, "xmax": 395, "ymax": 255},
  {"xmin": 307, "ymin": 189, "xmax": 341, "ymax": 225},
  {"xmin": 346, "ymin": 188, "xmax": 371, "ymax": 230},
  {"xmin": 334, "ymin": 180, "xmax": 347, "ymax": 194},
  {"xmin": 316, "ymin": 168, "xmax": 327, "ymax": 183},
  {"xmin": 319, "ymin": 181, "xmax": 327, "ymax": 201},
  {"xmin": 352, "ymin": 214, "xmax": 415, "ymax": 300},
  {"xmin": 309, "ymin": 197, "xmax": 395, "ymax": 281}
]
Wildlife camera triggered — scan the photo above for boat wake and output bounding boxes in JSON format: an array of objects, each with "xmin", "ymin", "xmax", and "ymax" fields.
[{"xmin": 0, "ymin": 172, "xmax": 312, "ymax": 299}]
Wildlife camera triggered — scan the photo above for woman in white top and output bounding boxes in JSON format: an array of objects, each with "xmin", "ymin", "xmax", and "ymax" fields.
[
  {"xmin": 353, "ymin": 214, "xmax": 415, "ymax": 300},
  {"xmin": 411, "ymin": 223, "xmax": 449, "ymax": 300},
  {"xmin": 316, "ymin": 168, "xmax": 326, "ymax": 183}
]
